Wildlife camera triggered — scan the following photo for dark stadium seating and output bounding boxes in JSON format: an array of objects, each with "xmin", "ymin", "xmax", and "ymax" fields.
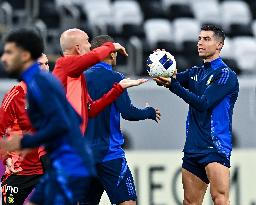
[
  {"xmin": 122, "ymin": 24, "xmax": 145, "ymax": 40},
  {"xmin": 229, "ymin": 24, "xmax": 253, "ymax": 37},
  {"xmin": 167, "ymin": 4, "xmax": 194, "ymax": 21},
  {"xmin": 139, "ymin": 0, "xmax": 167, "ymax": 20},
  {"xmin": 0, "ymin": 0, "xmax": 256, "ymax": 77}
]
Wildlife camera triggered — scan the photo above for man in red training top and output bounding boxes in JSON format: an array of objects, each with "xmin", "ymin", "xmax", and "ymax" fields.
[
  {"xmin": 53, "ymin": 28, "xmax": 135, "ymax": 134},
  {"xmin": 0, "ymin": 54, "xmax": 49, "ymax": 205}
]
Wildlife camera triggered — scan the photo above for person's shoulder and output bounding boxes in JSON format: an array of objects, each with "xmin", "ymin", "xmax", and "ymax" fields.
[
  {"xmin": 214, "ymin": 65, "xmax": 238, "ymax": 87},
  {"xmin": 53, "ymin": 56, "xmax": 77, "ymax": 70},
  {"xmin": 31, "ymin": 71, "xmax": 65, "ymax": 99},
  {"xmin": 54, "ymin": 56, "xmax": 65, "ymax": 66},
  {"xmin": 218, "ymin": 59, "xmax": 236, "ymax": 75},
  {"xmin": 219, "ymin": 65, "xmax": 238, "ymax": 80},
  {"xmin": 84, "ymin": 66, "xmax": 110, "ymax": 83},
  {"xmin": 35, "ymin": 70, "xmax": 62, "ymax": 90},
  {"xmin": 87, "ymin": 66, "xmax": 124, "ymax": 81},
  {"xmin": 38, "ymin": 69, "xmax": 53, "ymax": 79},
  {"xmin": 85, "ymin": 65, "xmax": 104, "ymax": 75},
  {"xmin": 53, "ymin": 57, "xmax": 65, "ymax": 72},
  {"xmin": 112, "ymin": 71, "xmax": 125, "ymax": 81},
  {"xmin": 56, "ymin": 55, "xmax": 77, "ymax": 63},
  {"xmin": 6, "ymin": 83, "xmax": 25, "ymax": 97},
  {"xmin": 1, "ymin": 84, "xmax": 24, "ymax": 110},
  {"xmin": 15, "ymin": 81, "xmax": 27, "ymax": 93}
]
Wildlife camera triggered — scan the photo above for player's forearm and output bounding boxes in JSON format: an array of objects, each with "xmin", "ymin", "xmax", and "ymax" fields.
[
  {"xmin": 88, "ymin": 83, "xmax": 124, "ymax": 118},
  {"xmin": 121, "ymin": 106, "xmax": 156, "ymax": 121},
  {"xmin": 170, "ymin": 79, "xmax": 208, "ymax": 112},
  {"xmin": 116, "ymin": 91, "xmax": 156, "ymax": 121},
  {"xmin": 21, "ymin": 118, "xmax": 69, "ymax": 148},
  {"xmin": 176, "ymin": 70, "xmax": 190, "ymax": 88},
  {"xmin": 66, "ymin": 42, "xmax": 115, "ymax": 77}
]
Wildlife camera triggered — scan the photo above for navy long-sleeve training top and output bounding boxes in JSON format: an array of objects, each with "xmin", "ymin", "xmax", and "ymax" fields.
[
  {"xmin": 20, "ymin": 63, "xmax": 94, "ymax": 176},
  {"xmin": 169, "ymin": 57, "xmax": 239, "ymax": 160},
  {"xmin": 84, "ymin": 62, "xmax": 156, "ymax": 163}
]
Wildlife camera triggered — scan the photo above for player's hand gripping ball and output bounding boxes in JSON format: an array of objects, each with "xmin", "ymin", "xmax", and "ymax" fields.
[{"xmin": 146, "ymin": 50, "xmax": 176, "ymax": 77}]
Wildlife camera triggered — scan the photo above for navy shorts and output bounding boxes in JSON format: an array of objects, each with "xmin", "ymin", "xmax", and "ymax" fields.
[
  {"xmin": 30, "ymin": 172, "xmax": 92, "ymax": 205},
  {"xmin": 84, "ymin": 158, "xmax": 137, "ymax": 204},
  {"xmin": 182, "ymin": 152, "xmax": 230, "ymax": 184}
]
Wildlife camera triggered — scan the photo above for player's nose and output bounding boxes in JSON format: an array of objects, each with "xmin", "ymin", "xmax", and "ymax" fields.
[
  {"xmin": 197, "ymin": 41, "xmax": 203, "ymax": 47},
  {"xmin": 1, "ymin": 54, "xmax": 6, "ymax": 62}
]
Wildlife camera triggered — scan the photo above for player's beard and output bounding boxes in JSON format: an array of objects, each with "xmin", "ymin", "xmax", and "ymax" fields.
[
  {"xmin": 199, "ymin": 51, "xmax": 215, "ymax": 61},
  {"xmin": 3, "ymin": 57, "xmax": 24, "ymax": 79}
]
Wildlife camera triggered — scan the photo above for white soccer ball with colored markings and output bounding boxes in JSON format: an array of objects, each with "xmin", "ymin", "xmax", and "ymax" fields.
[{"xmin": 146, "ymin": 50, "xmax": 176, "ymax": 77}]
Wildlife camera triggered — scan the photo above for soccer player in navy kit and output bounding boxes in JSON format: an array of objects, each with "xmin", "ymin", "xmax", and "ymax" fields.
[
  {"xmin": 84, "ymin": 35, "xmax": 161, "ymax": 205},
  {"xmin": 155, "ymin": 25, "xmax": 239, "ymax": 205}
]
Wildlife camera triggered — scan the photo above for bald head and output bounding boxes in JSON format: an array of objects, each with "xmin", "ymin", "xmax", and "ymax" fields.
[{"xmin": 60, "ymin": 28, "xmax": 91, "ymax": 55}]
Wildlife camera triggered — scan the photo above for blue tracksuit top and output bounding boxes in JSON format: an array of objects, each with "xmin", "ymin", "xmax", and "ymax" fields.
[
  {"xmin": 20, "ymin": 63, "xmax": 94, "ymax": 176},
  {"xmin": 170, "ymin": 57, "xmax": 239, "ymax": 160},
  {"xmin": 84, "ymin": 62, "xmax": 156, "ymax": 163}
]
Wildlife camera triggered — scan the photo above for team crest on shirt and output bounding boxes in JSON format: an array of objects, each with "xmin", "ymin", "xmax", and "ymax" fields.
[
  {"xmin": 206, "ymin": 75, "xmax": 214, "ymax": 85},
  {"xmin": 8, "ymin": 194, "xmax": 14, "ymax": 203}
]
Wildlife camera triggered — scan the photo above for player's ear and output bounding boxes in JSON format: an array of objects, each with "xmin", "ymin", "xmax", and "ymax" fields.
[
  {"xmin": 217, "ymin": 41, "xmax": 223, "ymax": 51},
  {"xmin": 21, "ymin": 50, "xmax": 31, "ymax": 62},
  {"xmin": 110, "ymin": 52, "xmax": 117, "ymax": 60},
  {"xmin": 74, "ymin": 44, "xmax": 81, "ymax": 55}
]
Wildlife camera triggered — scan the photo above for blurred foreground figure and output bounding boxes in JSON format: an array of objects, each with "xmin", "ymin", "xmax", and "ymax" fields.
[{"xmin": 0, "ymin": 53, "xmax": 49, "ymax": 205}]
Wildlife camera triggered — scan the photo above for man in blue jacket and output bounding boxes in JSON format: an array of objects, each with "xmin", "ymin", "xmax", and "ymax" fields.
[
  {"xmin": 84, "ymin": 35, "xmax": 161, "ymax": 205},
  {"xmin": 155, "ymin": 25, "xmax": 239, "ymax": 205}
]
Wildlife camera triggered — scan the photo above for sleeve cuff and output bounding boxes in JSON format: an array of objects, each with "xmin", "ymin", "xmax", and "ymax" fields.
[
  {"xmin": 102, "ymin": 42, "xmax": 115, "ymax": 52},
  {"xmin": 114, "ymin": 83, "xmax": 124, "ymax": 94},
  {"xmin": 146, "ymin": 107, "xmax": 156, "ymax": 120},
  {"xmin": 169, "ymin": 78, "xmax": 180, "ymax": 92}
]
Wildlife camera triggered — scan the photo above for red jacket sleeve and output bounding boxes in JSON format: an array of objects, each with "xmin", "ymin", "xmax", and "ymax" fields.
[
  {"xmin": 88, "ymin": 83, "xmax": 124, "ymax": 118},
  {"xmin": 64, "ymin": 42, "xmax": 115, "ymax": 77}
]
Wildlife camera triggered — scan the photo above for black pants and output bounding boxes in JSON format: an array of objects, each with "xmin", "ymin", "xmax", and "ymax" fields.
[{"xmin": 2, "ymin": 174, "xmax": 43, "ymax": 205}]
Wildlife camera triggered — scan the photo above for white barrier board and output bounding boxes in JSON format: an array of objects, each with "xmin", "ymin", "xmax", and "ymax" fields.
[{"xmin": 100, "ymin": 150, "xmax": 256, "ymax": 205}]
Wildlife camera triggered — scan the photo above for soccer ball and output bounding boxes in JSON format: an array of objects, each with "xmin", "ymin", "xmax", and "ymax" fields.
[{"xmin": 146, "ymin": 50, "xmax": 176, "ymax": 77}]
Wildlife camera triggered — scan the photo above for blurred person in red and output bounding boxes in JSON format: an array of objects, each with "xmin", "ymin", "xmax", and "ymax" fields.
[
  {"xmin": 53, "ymin": 28, "xmax": 132, "ymax": 134},
  {"xmin": 0, "ymin": 53, "xmax": 49, "ymax": 205}
]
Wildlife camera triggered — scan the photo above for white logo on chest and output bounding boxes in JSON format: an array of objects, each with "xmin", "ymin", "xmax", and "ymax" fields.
[{"xmin": 190, "ymin": 75, "xmax": 198, "ymax": 81}]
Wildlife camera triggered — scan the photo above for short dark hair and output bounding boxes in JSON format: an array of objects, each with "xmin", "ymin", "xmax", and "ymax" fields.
[
  {"xmin": 201, "ymin": 24, "xmax": 225, "ymax": 43},
  {"xmin": 91, "ymin": 35, "xmax": 114, "ymax": 50},
  {"xmin": 4, "ymin": 28, "xmax": 44, "ymax": 60}
]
